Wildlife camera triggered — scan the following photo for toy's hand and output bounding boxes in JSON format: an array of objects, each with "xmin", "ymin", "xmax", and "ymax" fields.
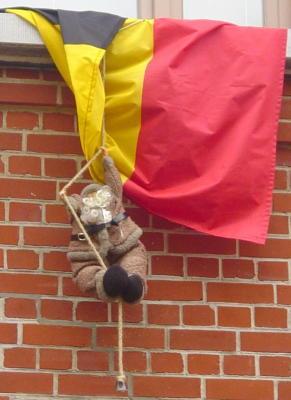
[{"xmin": 100, "ymin": 146, "xmax": 109, "ymax": 157}]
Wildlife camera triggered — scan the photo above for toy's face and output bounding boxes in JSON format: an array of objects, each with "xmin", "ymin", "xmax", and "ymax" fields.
[{"xmin": 80, "ymin": 186, "xmax": 113, "ymax": 225}]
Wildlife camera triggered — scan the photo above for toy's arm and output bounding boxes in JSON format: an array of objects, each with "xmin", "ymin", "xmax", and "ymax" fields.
[{"xmin": 103, "ymin": 155, "xmax": 122, "ymax": 198}]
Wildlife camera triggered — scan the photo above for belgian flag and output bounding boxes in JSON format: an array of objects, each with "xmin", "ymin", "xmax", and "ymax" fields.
[{"xmin": 3, "ymin": 8, "xmax": 287, "ymax": 243}]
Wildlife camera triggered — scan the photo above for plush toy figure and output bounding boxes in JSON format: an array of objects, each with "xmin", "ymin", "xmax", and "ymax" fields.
[{"xmin": 66, "ymin": 155, "xmax": 147, "ymax": 303}]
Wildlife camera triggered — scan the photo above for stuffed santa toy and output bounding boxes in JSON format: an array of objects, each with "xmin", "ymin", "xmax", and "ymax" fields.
[{"xmin": 66, "ymin": 154, "xmax": 147, "ymax": 303}]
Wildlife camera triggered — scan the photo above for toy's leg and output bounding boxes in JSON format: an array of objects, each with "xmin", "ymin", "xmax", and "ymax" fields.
[
  {"xmin": 102, "ymin": 265, "xmax": 129, "ymax": 298},
  {"xmin": 116, "ymin": 241, "xmax": 147, "ymax": 303},
  {"xmin": 68, "ymin": 252, "xmax": 124, "ymax": 302}
]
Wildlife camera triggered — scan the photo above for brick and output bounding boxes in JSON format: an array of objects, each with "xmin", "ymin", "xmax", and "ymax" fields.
[
  {"xmin": 260, "ymin": 356, "xmax": 291, "ymax": 377},
  {"xmin": 0, "ymin": 158, "xmax": 4, "ymax": 173},
  {"xmin": 183, "ymin": 305, "xmax": 215, "ymax": 326},
  {"xmin": 43, "ymin": 113, "xmax": 75, "ymax": 132},
  {"xmin": 152, "ymin": 215, "xmax": 181, "ymax": 229},
  {"xmin": 24, "ymin": 226, "xmax": 71, "ymax": 247},
  {"xmin": 42, "ymin": 69, "xmax": 63, "ymax": 81},
  {"xmin": 5, "ymin": 298, "xmax": 37, "ymax": 319},
  {"xmin": 80, "ymin": 159, "xmax": 92, "ymax": 179},
  {"xmin": 0, "ymin": 225, "xmax": 19, "ymax": 244},
  {"xmin": 59, "ymin": 181, "xmax": 87, "ymax": 194},
  {"xmin": 169, "ymin": 234, "xmax": 236, "ymax": 254},
  {"xmin": 187, "ymin": 257, "xmax": 219, "ymax": 277},
  {"xmin": 277, "ymin": 145, "xmax": 291, "ymax": 166},
  {"xmin": 222, "ymin": 259, "xmax": 255, "ymax": 279},
  {"xmin": 0, "ymin": 83, "xmax": 57, "ymax": 106},
  {"xmin": 9, "ymin": 202, "xmax": 41, "ymax": 222},
  {"xmin": 7, "ymin": 249, "xmax": 39, "ymax": 270},
  {"xmin": 151, "ymin": 352, "xmax": 183, "ymax": 373},
  {"xmin": 0, "ymin": 202, "xmax": 4, "ymax": 220},
  {"xmin": 240, "ymin": 238, "xmax": 291, "ymax": 258},
  {"xmin": 43, "ymin": 251, "xmax": 70, "ymax": 272},
  {"xmin": 0, "ymin": 372, "xmax": 53, "ymax": 394},
  {"xmin": 0, "ymin": 248, "xmax": 3, "ymax": 268},
  {"xmin": 9, "ymin": 155, "xmax": 41, "ymax": 176},
  {"xmin": 188, "ymin": 354, "xmax": 219, "ymax": 375},
  {"xmin": 268, "ymin": 215, "xmax": 289, "ymax": 234},
  {"xmin": 273, "ymin": 192, "xmax": 291, "ymax": 212},
  {"xmin": 97, "ymin": 327, "xmax": 165, "ymax": 349},
  {"xmin": 241, "ymin": 332, "xmax": 291, "ymax": 352},
  {"xmin": 40, "ymin": 348, "xmax": 72, "ymax": 370},
  {"xmin": 278, "ymin": 122, "xmax": 291, "ymax": 143},
  {"xmin": 45, "ymin": 203, "xmax": 69, "ymax": 223},
  {"xmin": 279, "ymin": 382, "xmax": 291, "ymax": 400},
  {"xmin": 0, "ymin": 132, "xmax": 22, "ymax": 150},
  {"xmin": 76, "ymin": 301, "xmax": 108, "ymax": 323},
  {"xmin": 0, "ymin": 323, "xmax": 17, "ymax": 343},
  {"xmin": 113, "ymin": 351, "xmax": 147, "ymax": 372},
  {"xmin": 6, "ymin": 112, "xmax": 38, "ymax": 129},
  {"xmin": 207, "ymin": 282, "xmax": 273, "ymax": 303},
  {"xmin": 0, "ymin": 178, "xmax": 56, "ymax": 200},
  {"xmin": 4, "ymin": 347, "xmax": 36, "ymax": 369},
  {"xmin": 255, "ymin": 307, "xmax": 287, "ymax": 328},
  {"xmin": 206, "ymin": 379, "xmax": 273, "ymax": 400},
  {"xmin": 45, "ymin": 157, "xmax": 76, "ymax": 178},
  {"xmin": 125, "ymin": 206, "xmax": 150, "ymax": 227},
  {"xmin": 146, "ymin": 280, "xmax": 202, "ymax": 301},
  {"xmin": 77, "ymin": 351, "xmax": 108, "ymax": 371},
  {"xmin": 224, "ymin": 355, "xmax": 255, "ymax": 376},
  {"xmin": 218, "ymin": 306, "xmax": 251, "ymax": 327},
  {"xmin": 133, "ymin": 376, "xmax": 200, "ymax": 398},
  {"xmin": 151, "ymin": 255, "xmax": 183, "ymax": 276},
  {"xmin": 111, "ymin": 302, "xmax": 143, "ymax": 323},
  {"xmin": 283, "ymin": 78, "xmax": 291, "ymax": 96},
  {"xmin": 277, "ymin": 286, "xmax": 291, "ymax": 305},
  {"xmin": 41, "ymin": 299, "xmax": 73, "ymax": 321},
  {"xmin": 6, "ymin": 68, "xmax": 39, "ymax": 79},
  {"xmin": 61, "ymin": 86, "xmax": 75, "ymax": 106},
  {"xmin": 62, "ymin": 277, "xmax": 95, "ymax": 298},
  {"xmin": 27, "ymin": 134, "xmax": 82, "ymax": 155},
  {"xmin": 259, "ymin": 258, "xmax": 290, "ymax": 281},
  {"xmin": 170, "ymin": 330, "xmax": 235, "ymax": 351},
  {"xmin": 147, "ymin": 304, "xmax": 180, "ymax": 325},
  {"xmin": 0, "ymin": 273, "xmax": 57, "ymax": 295},
  {"xmin": 274, "ymin": 169, "xmax": 287, "ymax": 189},
  {"xmin": 281, "ymin": 97, "xmax": 291, "ymax": 119},
  {"xmin": 58, "ymin": 374, "xmax": 118, "ymax": 396},
  {"xmin": 141, "ymin": 232, "xmax": 164, "ymax": 251},
  {"xmin": 23, "ymin": 324, "xmax": 92, "ymax": 347}
]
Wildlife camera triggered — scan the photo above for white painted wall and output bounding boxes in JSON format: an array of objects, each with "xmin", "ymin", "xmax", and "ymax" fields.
[
  {"xmin": 0, "ymin": 0, "xmax": 138, "ymax": 17},
  {"xmin": 183, "ymin": 0, "xmax": 263, "ymax": 26}
]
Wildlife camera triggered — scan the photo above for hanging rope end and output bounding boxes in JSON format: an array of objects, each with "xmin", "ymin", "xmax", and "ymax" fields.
[{"xmin": 116, "ymin": 375, "xmax": 127, "ymax": 392}]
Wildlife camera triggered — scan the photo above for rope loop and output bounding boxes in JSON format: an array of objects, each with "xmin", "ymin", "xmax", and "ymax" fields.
[{"xmin": 59, "ymin": 54, "xmax": 126, "ymax": 391}]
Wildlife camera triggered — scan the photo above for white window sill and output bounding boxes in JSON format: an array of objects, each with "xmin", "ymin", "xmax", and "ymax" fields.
[{"xmin": 0, "ymin": 13, "xmax": 291, "ymax": 70}]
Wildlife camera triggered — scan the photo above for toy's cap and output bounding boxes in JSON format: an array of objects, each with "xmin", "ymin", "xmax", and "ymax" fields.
[{"xmin": 80, "ymin": 183, "xmax": 103, "ymax": 197}]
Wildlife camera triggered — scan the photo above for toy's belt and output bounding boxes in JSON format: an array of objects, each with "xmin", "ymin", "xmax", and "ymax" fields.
[{"xmin": 70, "ymin": 212, "xmax": 128, "ymax": 241}]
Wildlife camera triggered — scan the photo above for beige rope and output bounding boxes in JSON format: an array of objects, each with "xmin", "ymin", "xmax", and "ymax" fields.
[
  {"xmin": 60, "ymin": 54, "xmax": 126, "ymax": 392},
  {"xmin": 101, "ymin": 54, "xmax": 126, "ymax": 391}
]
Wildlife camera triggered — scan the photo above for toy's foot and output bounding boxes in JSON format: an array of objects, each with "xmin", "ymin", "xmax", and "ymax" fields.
[
  {"xmin": 122, "ymin": 274, "xmax": 144, "ymax": 303},
  {"xmin": 103, "ymin": 265, "xmax": 128, "ymax": 298}
]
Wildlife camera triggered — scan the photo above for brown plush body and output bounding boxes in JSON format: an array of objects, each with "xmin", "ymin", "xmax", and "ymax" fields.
[{"xmin": 67, "ymin": 156, "xmax": 147, "ymax": 303}]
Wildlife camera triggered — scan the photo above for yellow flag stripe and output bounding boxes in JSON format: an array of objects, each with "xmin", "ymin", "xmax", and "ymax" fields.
[
  {"xmin": 95, "ymin": 18, "xmax": 154, "ymax": 184},
  {"xmin": 8, "ymin": 10, "xmax": 154, "ymax": 187}
]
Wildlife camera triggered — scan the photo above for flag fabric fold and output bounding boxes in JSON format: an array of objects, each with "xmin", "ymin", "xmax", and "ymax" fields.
[{"xmin": 3, "ymin": 8, "xmax": 287, "ymax": 244}]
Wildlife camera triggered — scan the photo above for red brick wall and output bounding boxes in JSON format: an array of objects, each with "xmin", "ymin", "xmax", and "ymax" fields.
[{"xmin": 0, "ymin": 66, "xmax": 290, "ymax": 399}]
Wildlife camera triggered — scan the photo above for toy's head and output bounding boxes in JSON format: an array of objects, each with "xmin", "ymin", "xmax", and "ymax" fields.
[{"xmin": 79, "ymin": 184, "xmax": 114, "ymax": 225}]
